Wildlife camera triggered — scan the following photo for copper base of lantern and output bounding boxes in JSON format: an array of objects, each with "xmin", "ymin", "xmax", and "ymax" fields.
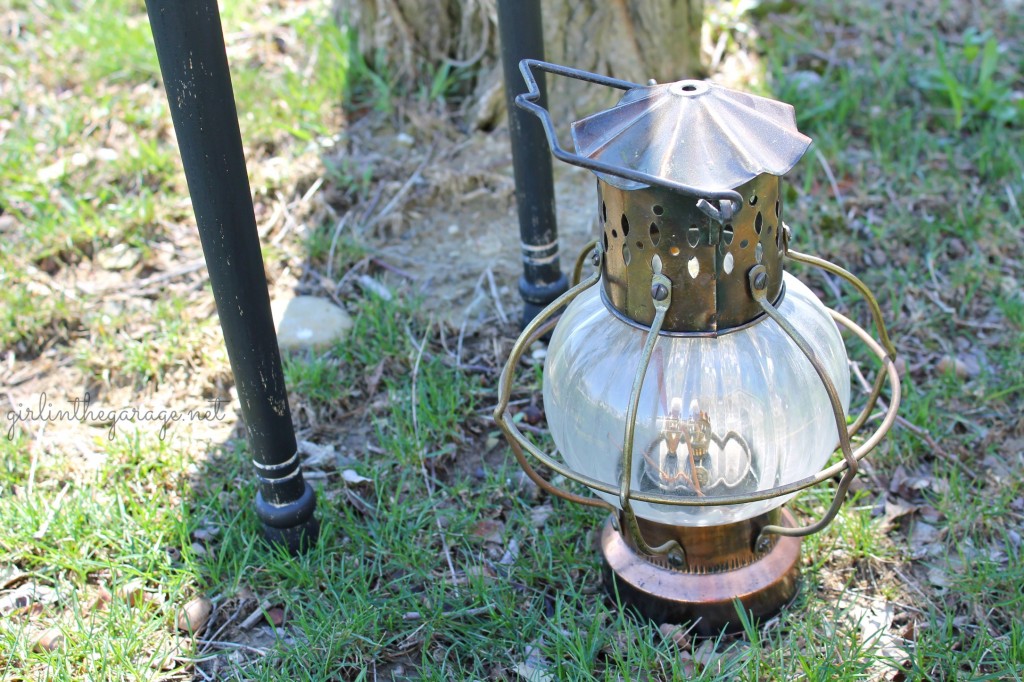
[{"xmin": 600, "ymin": 508, "xmax": 801, "ymax": 635}]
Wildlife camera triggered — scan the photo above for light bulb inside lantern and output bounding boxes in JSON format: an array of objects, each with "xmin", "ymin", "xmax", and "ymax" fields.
[{"xmin": 543, "ymin": 272, "xmax": 850, "ymax": 526}]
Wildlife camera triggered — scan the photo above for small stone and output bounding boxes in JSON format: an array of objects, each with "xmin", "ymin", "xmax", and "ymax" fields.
[
  {"xmin": 272, "ymin": 296, "xmax": 353, "ymax": 351},
  {"xmin": 176, "ymin": 596, "xmax": 212, "ymax": 634},
  {"xmin": 97, "ymin": 243, "xmax": 141, "ymax": 271}
]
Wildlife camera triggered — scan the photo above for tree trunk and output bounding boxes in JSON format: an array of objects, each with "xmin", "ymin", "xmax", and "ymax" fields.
[{"xmin": 335, "ymin": 0, "xmax": 704, "ymax": 126}]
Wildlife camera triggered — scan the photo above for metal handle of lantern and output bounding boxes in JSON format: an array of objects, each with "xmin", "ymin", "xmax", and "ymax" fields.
[
  {"xmin": 494, "ymin": 268, "xmax": 617, "ymax": 512},
  {"xmin": 786, "ymin": 243, "xmax": 897, "ymax": 437},
  {"xmin": 615, "ymin": 272, "xmax": 686, "ymax": 566},
  {"xmin": 747, "ymin": 247, "xmax": 902, "ymax": 544},
  {"xmin": 572, "ymin": 239, "xmax": 600, "ymax": 286},
  {"xmin": 514, "ymin": 59, "xmax": 744, "ymax": 223}
]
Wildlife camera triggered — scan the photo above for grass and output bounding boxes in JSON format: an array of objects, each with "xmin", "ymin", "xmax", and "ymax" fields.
[{"xmin": 1, "ymin": 0, "xmax": 1023, "ymax": 679}]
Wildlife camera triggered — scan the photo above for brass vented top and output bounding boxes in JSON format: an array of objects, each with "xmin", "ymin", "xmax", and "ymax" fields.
[
  {"xmin": 571, "ymin": 80, "xmax": 811, "ymax": 193},
  {"xmin": 565, "ymin": 78, "xmax": 810, "ymax": 335},
  {"xmin": 597, "ymin": 173, "xmax": 787, "ymax": 335}
]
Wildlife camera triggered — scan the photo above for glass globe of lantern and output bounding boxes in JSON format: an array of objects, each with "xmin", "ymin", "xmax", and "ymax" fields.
[{"xmin": 543, "ymin": 271, "xmax": 851, "ymax": 527}]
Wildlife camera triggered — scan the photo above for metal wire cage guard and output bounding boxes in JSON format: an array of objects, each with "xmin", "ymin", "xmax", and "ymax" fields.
[{"xmin": 495, "ymin": 239, "xmax": 901, "ymax": 566}]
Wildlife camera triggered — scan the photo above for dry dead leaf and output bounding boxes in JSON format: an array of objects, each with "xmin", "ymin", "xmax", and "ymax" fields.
[
  {"xmin": 86, "ymin": 585, "xmax": 112, "ymax": 613},
  {"xmin": 499, "ymin": 538, "xmax": 520, "ymax": 565},
  {"xmin": 520, "ymin": 404, "xmax": 543, "ymax": 425},
  {"xmin": 889, "ymin": 465, "xmax": 933, "ymax": 500},
  {"xmin": 881, "ymin": 499, "xmax": 917, "ymax": 532},
  {"xmin": 926, "ymin": 566, "xmax": 949, "ymax": 589},
  {"xmin": 116, "ymin": 580, "xmax": 147, "ymax": 607},
  {"xmin": 0, "ymin": 565, "xmax": 25, "ymax": 590},
  {"xmin": 936, "ymin": 355, "xmax": 970, "ymax": 379},
  {"xmin": 193, "ymin": 526, "xmax": 220, "ymax": 542},
  {"xmin": 692, "ymin": 639, "xmax": 719, "ymax": 670},
  {"xmin": 461, "ymin": 565, "xmax": 496, "ymax": 583},
  {"xmin": 32, "ymin": 626, "xmax": 65, "ymax": 652},
  {"xmin": 365, "ymin": 360, "xmax": 385, "ymax": 397},
  {"xmin": 0, "ymin": 584, "xmax": 57, "ymax": 617},
  {"xmin": 847, "ymin": 601, "xmax": 894, "ymax": 645},
  {"xmin": 341, "ymin": 469, "xmax": 372, "ymax": 484},
  {"xmin": 529, "ymin": 504, "xmax": 553, "ymax": 528},
  {"xmin": 266, "ymin": 606, "xmax": 285, "ymax": 627},
  {"xmin": 356, "ymin": 274, "xmax": 392, "ymax": 301},
  {"xmin": 658, "ymin": 622, "xmax": 692, "ymax": 651},
  {"xmin": 908, "ymin": 521, "xmax": 944, "ymax": 559},
  {"xmin": 470, "ymin": 519, "xmax": 505, "ymax": 544},
  {"xmin": 514, "ymin": 641, "xmax": 553, "ymax": 682},
  {"xmin": 176, "ymin": 596, "xmax": 212, "ymax": 634}
]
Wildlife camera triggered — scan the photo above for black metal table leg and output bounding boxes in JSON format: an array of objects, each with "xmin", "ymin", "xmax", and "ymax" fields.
[
  {"xmin": 146, "ymin": 0, "xmax": 319, "ymax": 553},
  {"xmin": 497, "ymin": 0, "xmax": 569, "ymax": 327}
]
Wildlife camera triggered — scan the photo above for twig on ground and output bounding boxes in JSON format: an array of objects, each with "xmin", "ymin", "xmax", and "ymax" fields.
[
  {"xmin": 240, "ymin": 598, "xmax": 275, "ymax": 630},
  {"xmin": 889, "ymin": 566, "xmax": 931, "ymax": 602},
  {"xmin": 192, "ymin": 662, "xmax": 214, "ymax": 681},
  {"xmin": 515, "ymin": 422, "xmax": 548, "ymax": 436},
  {"xmin": 97, "ymin": 260, "xmax": 206, "ymax": 295},
  {"xmin": 365, "ymin": 145, "xmax": 435, "ymax": 231},
  {"xmin": 456, "ymin": 272, "xmax": 489, "ymax": 368},
  {"xmin": 334, "ymin": 255, "xmax": 371, "ymax": 294},
  {"xmin": 371, "ymin": 258, "xmax": 418, "ymax": 281},
  {"xmin": 402, "ymin": 605, "xmax": 494, "ymax": 621},
  {"xmin": 358, "ymin": 184, "xmax": 385, "ymax": 225},
  {"xmin": 326, "ymin": 212, "xmax": 351, "ymax": 282},
  {"xmin": 271, "ymin": 176, "xmax": 324, "ymax": 247},
  {"xmin": 195, "ymin": 640, "xmax": 269, "ymax": 656},
  {"xmin": 814, "ymin": 147, "xmax": 845, "ymax": 214},
  {"xmin": 1005, "ymin": 184, "xmax": 1022, "ymax": 222},
  {"xmin": 821, "ymin": 585, "xmax": 924, "ymax": 614},
  {"xmin": 850, "ymin": 361, "xmax": 976, "ymax": 480},
  {"xmin": 410, "ymin": 322, "xmax": 460, "ymax": 592},
  {"xmin": 201, "ymin": 597, "xmax": 251, "ymax": 649},
  {"xmin": 476, "ymin": 398, "xmax": 531, "ymax": 414},
  {"xmin": 33, "ymin": 482, "xmax": 70, "ymax": 540},
  {"xmin": 485, "ymin": 267, "xmax": 508, "ymax": 325}
]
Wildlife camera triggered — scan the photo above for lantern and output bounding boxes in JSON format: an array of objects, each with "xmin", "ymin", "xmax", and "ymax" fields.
[{"xmin": 495, "ymin": 61, "xmax": 902, "ymax": 634}]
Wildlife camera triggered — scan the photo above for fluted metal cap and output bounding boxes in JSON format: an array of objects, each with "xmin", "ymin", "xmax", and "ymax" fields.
[{"xmin": 571, "ymin": 80, "xmax": 811, "ymax": 193}]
